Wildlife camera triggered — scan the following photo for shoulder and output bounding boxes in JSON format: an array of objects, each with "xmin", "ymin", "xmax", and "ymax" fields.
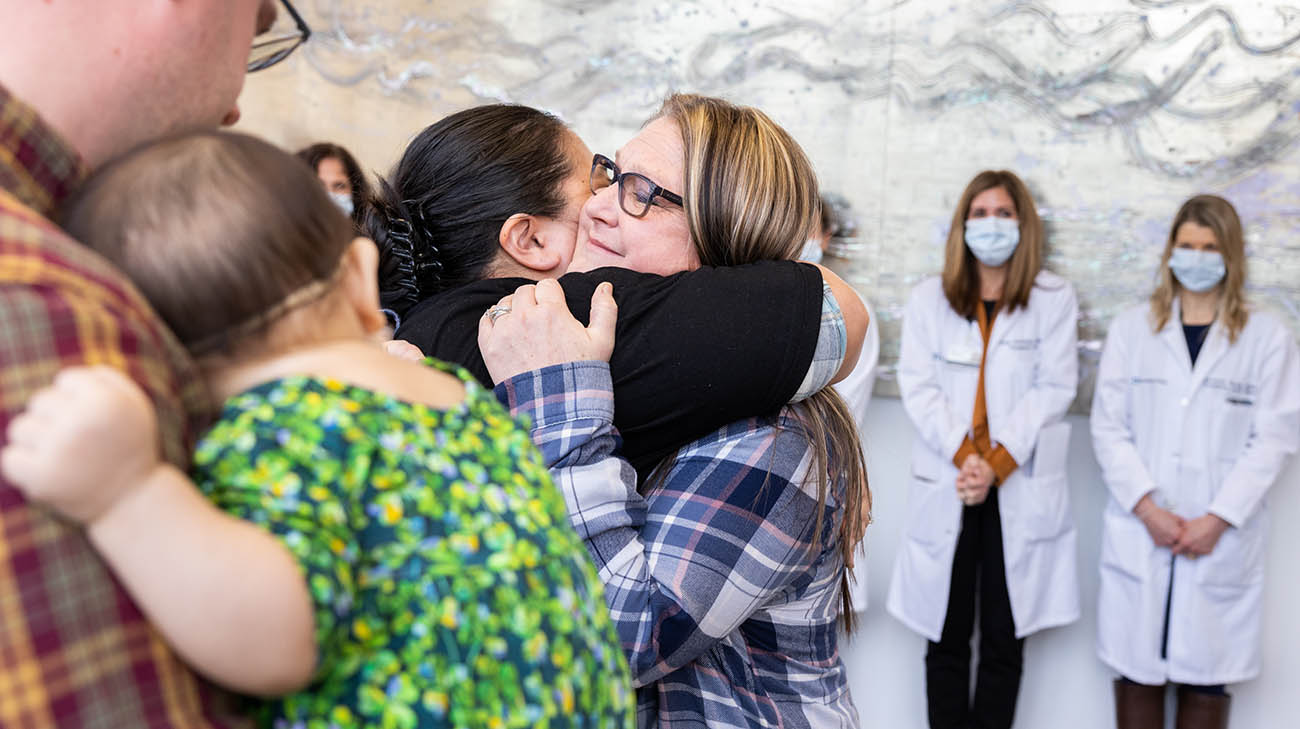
[
  {"xmin": 399, "ymin": 278, "xmax": 525, "ymax": 335},
  {"xmin": 901, "ymin": 277, "xmax": 948, "ymax": 327},
  {"xmin": 910, "ymin": 276, "xmax": 944, "ymax": 303},
  {"xmin": 1242, "ymin": 308, "xmax": 1288, "ymax": 337},
  {"xmin": 1030, "ymin": 270, "xmax": 1076, "ymax": 302},
  {"xmin": 661, "ymin": 415, "xmax": 824, "ymax": 518},
  {"xmin": 678, "ymin": 411, "xmax": 816, "ymax": 476},
  {"xmin": 1240, "ymin": 309, "xmax": 1297, "ymax": 352},
  {"xmin": 673, "ymin": 414, "xmax": 801, "ymax": 470},
  {"xmin": 0, "ymin": 202, "xmax": 206, "ymax": 458},
  {"xmin": 568, "ymin": 261, "xmax": 815, "ymax": 300},
  {"xmin": 1112, "ymin": 304, "xmax": 1150, "ymax": 330},
  {"xmin": 2, "ymin": 196, "xmax": 141, "ymax": 305}
]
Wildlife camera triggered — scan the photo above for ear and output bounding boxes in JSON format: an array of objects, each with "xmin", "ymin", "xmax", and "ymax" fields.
[
  {"xmin": 498, "ymin": 213, "xmax": 564, "ymax": 275},
  {"xmin": 339, "ymin": 237, "xmax": 388, "ymax": 335}
]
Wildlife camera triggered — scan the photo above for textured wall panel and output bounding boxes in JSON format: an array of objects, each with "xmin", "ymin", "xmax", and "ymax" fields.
[{"xmin": 237, "ymin": 0, "xmax": 1300, "ymax": 404}]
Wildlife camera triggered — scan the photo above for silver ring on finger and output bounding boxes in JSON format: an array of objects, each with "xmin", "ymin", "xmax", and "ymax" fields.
[{"xmin": 486, "ymin": 305, "xmax": 511, "ymax": 324}]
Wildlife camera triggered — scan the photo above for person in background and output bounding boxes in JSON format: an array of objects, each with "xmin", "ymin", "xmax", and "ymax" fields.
[
  {"xmin": 800, "ymin": 192, "xmax": 852, "ymax": 265},
  {"xmin": 298, "ymin": 141, "xmax": 371, "ymax": 227},
  {"xmin": 888, "ymin": 170, "xmax": 1080, "ymax": 729},
  {"xmin": 801, "ymin": 192, "xmax": 879, "ymax": 616},
  {"xmin": 1092, "ymin": 194, "xmax": 1300, "ymax": 729},
  {"xmin": 0, "ymin": 2, "xmax": 297, "ymax": 727},
  {"xmin": 6, "ymin": 131, "xmax": 635, "ymax": 729}
]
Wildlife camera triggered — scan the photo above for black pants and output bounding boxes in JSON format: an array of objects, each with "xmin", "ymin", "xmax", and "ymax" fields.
[{"xmin": 925, "ymin": 487, "xmax": 1025, "ymax": 729}]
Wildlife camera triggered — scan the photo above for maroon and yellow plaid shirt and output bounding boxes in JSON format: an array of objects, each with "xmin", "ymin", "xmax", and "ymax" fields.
[{"xmin": 0, "ymin": 85, "xmax": 247, "ymax": 728}]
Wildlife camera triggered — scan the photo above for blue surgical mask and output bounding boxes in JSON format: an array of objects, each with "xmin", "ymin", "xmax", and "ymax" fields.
[
  {"xmin": 1169, "ymin": 248, "xmax": 1225, "ymax": 293},
  {"xmin": 964, "ymin": 217, "xmax": 1020, "ymax": 266},
  {"xmin": 329, "ymin": 191, "xmax": 355, "ymax": 217},
  {"xmin": 799, "ymin": 237, "xmax": 825, "ymax": 264}
]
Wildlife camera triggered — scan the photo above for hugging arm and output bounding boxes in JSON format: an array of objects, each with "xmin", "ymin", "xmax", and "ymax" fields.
[{"xmin": 554, "ymin": 261, "xmax": 864, "ymax": 472}]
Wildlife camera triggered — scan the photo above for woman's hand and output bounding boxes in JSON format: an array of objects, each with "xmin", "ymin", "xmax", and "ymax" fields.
[
  {"xmin": 2, "ymin": 366, "xmax": 162, "ymax": 524},
  {"xmin": 956, "ymin": 453, "xmax": 993, "ymax": 505},
  {"xmin": 1133, "ymin": 493, "xmax": 1185, "ymax": 548},
  {"xmin": 1172, "ymin": 513, "xmax": 1230, "ymax": 557},
  {"xmin": 478, "ymin": 279, "xmax": 618, "ymax": 384}
]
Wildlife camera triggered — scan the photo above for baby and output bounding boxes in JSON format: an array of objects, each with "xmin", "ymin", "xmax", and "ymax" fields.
[{"xmin": 2, "ymin": 132, "xmax": 632, "ymax": 729}]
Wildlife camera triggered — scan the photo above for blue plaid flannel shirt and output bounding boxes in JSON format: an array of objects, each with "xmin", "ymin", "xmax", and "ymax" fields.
[{"xmin": 496, "ymin": 358, "xmax": 860, "ymax": 729}]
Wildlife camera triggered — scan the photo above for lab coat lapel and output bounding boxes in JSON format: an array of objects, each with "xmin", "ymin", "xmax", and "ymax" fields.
[
  {"xmin": 1160, "ymin": 298, "xmax": 1193, "ymax": 372},
  {"xmin": 1189, "ymin": 319, "xmax": 1231, "ymax": 393},
  {"xmin": 986, "ymin": 300, "xmax": 1022, "ymax": 355}
]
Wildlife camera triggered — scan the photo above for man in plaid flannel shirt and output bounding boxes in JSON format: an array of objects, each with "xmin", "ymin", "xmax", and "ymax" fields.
[
  {"xmin": 0, "ymin": 3, "xmax": 291, "ymax": 727},
  {"xmin": 489, "ymin": 282, "xmax": 860, "ymax": 728}
]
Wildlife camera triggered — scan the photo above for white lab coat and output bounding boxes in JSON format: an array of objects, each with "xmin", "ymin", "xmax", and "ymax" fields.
[
  {"xmin": 838, "ymin": 293, "xmax": 879, "ymax": 614},
  {"xmin": 1091, "ymin": 301, "xmax": 1300, "ymax": 685},
  {"xmin": 887, "ymin": 272, "xmax": 1080, "ymax": 641}
]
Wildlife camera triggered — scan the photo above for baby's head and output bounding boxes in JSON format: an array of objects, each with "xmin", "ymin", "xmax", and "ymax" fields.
[{"xmin": 62, "ymin": 131, "xmax": 386, "ymax": 363}]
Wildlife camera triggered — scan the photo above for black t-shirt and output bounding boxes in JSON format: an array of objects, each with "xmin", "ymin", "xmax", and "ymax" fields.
[
  {"xmin": 1184, "ymin": 323, "xmax": 1211, "ymax": 366},
  {"xmin": 396, "ymin": 262, "xmax": 824, "ymax": 478}
]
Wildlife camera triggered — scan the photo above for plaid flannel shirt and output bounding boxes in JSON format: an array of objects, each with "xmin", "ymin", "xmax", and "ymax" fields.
[
  {"xmin": 498, "ymin": 362, "xmax": 859, "ymax": 729},
  {"xmin": 0, "ymin": 85, "xmax": 243, "ymax": 729}
]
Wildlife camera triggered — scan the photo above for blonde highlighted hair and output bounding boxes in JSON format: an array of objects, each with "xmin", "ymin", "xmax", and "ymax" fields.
[
  {"xmin": 654, "ymin": 94, "xmax": 870, "ymax": 628},
  {"xmin": 1150, "ymin": 194, "xmax": 1249, "ymax": 342},
  {"xmin": 941, "ymin": 170, "xmax": 1044, "ymax": 318}
]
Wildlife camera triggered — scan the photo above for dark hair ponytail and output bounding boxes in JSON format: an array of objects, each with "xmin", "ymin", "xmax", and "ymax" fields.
[{"xmin": 364, "ymin": 104, "xmax": 575, "ymax": 322}]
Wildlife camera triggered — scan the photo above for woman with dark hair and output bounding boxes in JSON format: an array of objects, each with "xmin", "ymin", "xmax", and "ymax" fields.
[
  {"xmin": 475, "ymin": 94, "xmax": 869, "ymax": 727},
  {"xmin": 297, "ymin": 141, "xmax": 371, "ymax": 226},
  {"xmin": 888, "ymin": 170, "xmax": 1080, "ymax": 729},
  {"xmin": 367, "ymin": 104, "xmax": 870, "ymax": 481},
  {"xmin": 363, "ymin": 105, "xmax": 580, "ymax": 325}
]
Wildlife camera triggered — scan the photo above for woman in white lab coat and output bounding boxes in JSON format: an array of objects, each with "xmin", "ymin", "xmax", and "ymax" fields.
[
  {"xmin": 1092, "ymin": 194, "xmax": 1300, "ymax": 729},
  {"xmin": 887, "ymin": 170, "xmax": 1080, "ymax": 729}
]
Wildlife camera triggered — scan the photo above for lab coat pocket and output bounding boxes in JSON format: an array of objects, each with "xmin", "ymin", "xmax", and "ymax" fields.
[
  {"xmin": 1018, "ymin": 421, "xmax": 1072, "ymax": 540},
  {"xmin": 1030, "ymin": 421, "xmax": 1071, "ymax": 479},
  {"xmin": 1211, "ymin": 395, "xmax": 1255, "ymax": 468},
  {"xmin": 1194, "ymin": 518, "xmax": 1264, "ymax": 590},
  {"xmin": 905, "ymin": 447, "xmax": 959, "ymax": 549},
  {"xmin": 1099, "ymin": 507, "xmax": 1149, "ymax": 580},
  {"xmin": 1017, "ymin": 473, "xmax": 1071, "ymax": 540}
]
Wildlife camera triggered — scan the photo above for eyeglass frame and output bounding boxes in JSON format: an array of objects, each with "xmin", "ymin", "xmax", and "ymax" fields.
[
  {"xmin": 247, "ymin": 0, "xmax": 312, "ymax": 72},
  {"xmin": 589, "ymin": 153, "xmax": 684, "ymax": 218}
]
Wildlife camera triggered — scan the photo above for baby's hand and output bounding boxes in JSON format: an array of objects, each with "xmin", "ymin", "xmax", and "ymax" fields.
[
  {"xmin": 382, "ymin": 339, "xmax": 425, "ymax": 362},
  {"xmin": 2, "ymin": 366, "xmax": 162, "ymax": 524}
]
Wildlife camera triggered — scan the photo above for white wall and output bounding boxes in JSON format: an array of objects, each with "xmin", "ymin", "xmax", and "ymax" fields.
[{"xmin": 840, "ymin": 398, "xmax": 1300, "ymax": 729}]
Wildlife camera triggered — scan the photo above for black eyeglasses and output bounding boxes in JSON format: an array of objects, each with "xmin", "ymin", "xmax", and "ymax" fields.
[
  {"xmin": 589, "ymin": 154, "xmax": 683, "ymax": 218},
  {"xmin": 247, "ymin": 0, "xmax": 311, "ymax": 72}
]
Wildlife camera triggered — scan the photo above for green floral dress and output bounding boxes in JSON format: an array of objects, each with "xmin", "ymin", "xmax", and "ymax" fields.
[{"xmin": 192, "ymin": 360, "xmax": 634, "ymax": 729}]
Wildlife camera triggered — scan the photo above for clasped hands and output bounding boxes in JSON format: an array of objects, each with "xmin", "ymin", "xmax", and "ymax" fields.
[
  {"xmin": 956, "ymin": 453, "xmax": 995, "ymax": 506},
  {"xmin": 1133, "ymin": 493, "xmax": 1230, "ymax": 557}
]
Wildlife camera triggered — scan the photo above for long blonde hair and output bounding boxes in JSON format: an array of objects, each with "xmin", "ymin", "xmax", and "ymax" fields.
[
  {"xmin": 941, "ymin": 170, "xmax": 1044, "ymax": 319},
  {"xmin": 655, "ymin": 93, "xmax": 870, "ymax": 628},
  {"xmin": 1149, "ymin": 194, "xmax": 1249, "ymax": 342}
]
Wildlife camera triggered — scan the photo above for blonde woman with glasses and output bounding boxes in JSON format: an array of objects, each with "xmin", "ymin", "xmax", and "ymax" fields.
[
  {"xmin": 1092, "ymin": 194, "xmax": 1300, "ymax": 729},
  {"xmin": 888, "ymin": 170, "xmax": 1080, "ymax": 729},
  {"xmin": 479, "ymin": 94, "xmax": 869, "ymax": 728}
]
